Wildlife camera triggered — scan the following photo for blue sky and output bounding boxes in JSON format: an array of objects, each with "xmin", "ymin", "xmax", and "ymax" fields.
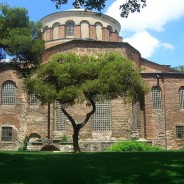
[{"xmin": 2, "ymin": 0, "xmax": 184, "ymax": 67}]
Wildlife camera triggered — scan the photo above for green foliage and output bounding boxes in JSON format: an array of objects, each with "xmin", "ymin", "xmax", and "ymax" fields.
[
  {"xmin": 0, "ymin": 4, "xmax": 45, "ymax": 66},
  {"xmin": 107, "ymin": 141, "xmax": 163, "ymax": 152},
  {"xmin": 24, "ymin": 52, "xmax": 148, "ymax": 105},
  {"xmin": 60, "ymin": 134, "xmax": 68, "ymax": 143},
  {"xmin": 1, "ymin": 151, "xmax": 184, "ymax": 183},
  {"xmin": 18, "ymin": 135, "xmax": 29, "ymax": 151},
  {"xmin": 172, "ymin": 65, "xmax": 184, "ymax": 72},
  {"xmin": 51, "ymin": 0, "xmax": 146, "ymax": 18}
]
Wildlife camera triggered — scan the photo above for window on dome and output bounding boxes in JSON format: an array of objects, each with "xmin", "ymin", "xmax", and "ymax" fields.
[{"xmin": 66, "ymin": 21, "xmax": 75, "ymax": 37}]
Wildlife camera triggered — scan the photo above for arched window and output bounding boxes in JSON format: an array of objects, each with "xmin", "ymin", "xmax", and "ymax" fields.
[
  {"xmin": 55, "ymin": 101, "xmax": 66, "ymax": 131},
  {"xmin": 93, "ymin": 99, "xmax": 111, "ymax": 131},
  {"xmin": 151, "ymin": 86, "xmax": 161, "ymax": 109},
  {"xmin": 95, "ymin": 22, "xmax": 103, "ymax": 40},
  {"xmin": 42, "ymin": 26, "xmax": 48, "ymax": 41},
  {"xmin": 65, "ymin": 21, "xmax": 75, "ymax": 37},
  {"xmin": 2, "ymin": 81, "xmax": 16, "ymax": 105},
  {"xmin": 52, "ymin": 22, "xmax": 60, "ymax": 40},
  {"xmin": 80, "ymin": 20, "xmax": 89, "ymax": 39},
  {"xmin": 179, "ymin": 87, "xmax": 184, "ymax": 109}
]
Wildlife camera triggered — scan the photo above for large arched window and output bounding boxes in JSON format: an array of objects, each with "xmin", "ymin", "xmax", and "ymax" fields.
[
  {"xmin": 65, "ymin": 21, "xmax": 75, "ymax": 37},
  {"xmin": 179, "ymin": 87, "xmax": 184, "ymax": 109},
  {"xmin": 151, "ymin": 86, "xmax": 161, "ymax": 109},
  {"xmin": 2, "ymin": 80, "xmax": 16, "ymax": 105},
  {"xmin": 93, "ymin": 99, "xmax": 111, "ymax": 131}
]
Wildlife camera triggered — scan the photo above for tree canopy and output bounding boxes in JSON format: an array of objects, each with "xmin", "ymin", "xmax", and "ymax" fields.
[
  {"xmin": 24, "ymin": 52, "xmax": 148, "ymax": 152},
  {"xmin": 172, "ymin": 65, "xmax": 184, "ymax": 72},
  {"xmin": 0, "ymin": 4, "xmax": 45, "ymax": 67},
  {"xmin": 51, "ymin": 0, "xmax": 147, "ymax": 18}
]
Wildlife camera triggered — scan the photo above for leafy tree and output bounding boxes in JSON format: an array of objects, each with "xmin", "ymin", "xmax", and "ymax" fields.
[
  {"xmin": 51, "ymin": 0, "xmax": 146, "ymax": 18},
  {"xmin": 24, "ymin": 52, "xmax": 148, "ymax": 153},
  {"xmin": 0, "ymin": 4, "xmax": 45, "ymax": 69},
  {"xmin": 172, "ymin": 65, "xmax": 184, "ymax": 72}
]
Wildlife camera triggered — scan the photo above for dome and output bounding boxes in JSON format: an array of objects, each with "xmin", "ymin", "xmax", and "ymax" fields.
[{"xmin": 40, "ymin": 10, "xmax": 122, "ymax": 49}]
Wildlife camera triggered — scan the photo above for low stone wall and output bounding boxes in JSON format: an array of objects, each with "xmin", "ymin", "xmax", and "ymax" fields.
[
  {"xmin": 27, "ymin": 141, "xmax": 115, "ymax": 152},
  {"xmin": 0, "ymin": 142, "xmax": 18, "ymax": 151}
]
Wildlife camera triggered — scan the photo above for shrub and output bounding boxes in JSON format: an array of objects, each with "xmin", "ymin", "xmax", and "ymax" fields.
[
  {"xmin": 60, "ymin": 134, "xmax": 68, "ymax": 143},
  {"xmin": 107, "ymin": 141, "xmax": 163, "ymax": 152},
  {"xmin": 40, "ymin": 144, "xmax": 60, "ymax": 151},
  {"xmin": 18, "ymin": 135, "xmax": 29, "ymax": 151}
]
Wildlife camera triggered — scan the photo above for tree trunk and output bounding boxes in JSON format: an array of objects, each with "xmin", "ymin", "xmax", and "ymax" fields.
[{"xmin": 73, "ymin": 127, "xmax": 81, "ymax": 153}]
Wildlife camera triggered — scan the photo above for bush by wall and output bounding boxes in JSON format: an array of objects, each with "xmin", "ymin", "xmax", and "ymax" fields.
[{"xmin": 106, "ymin": 141, "xmax": 163, "ymax": 152}]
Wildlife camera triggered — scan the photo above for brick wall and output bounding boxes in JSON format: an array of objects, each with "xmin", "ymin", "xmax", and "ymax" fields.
[{"xmin": 142, "ymin": 73, "xmax": 184, "ymax": 149}]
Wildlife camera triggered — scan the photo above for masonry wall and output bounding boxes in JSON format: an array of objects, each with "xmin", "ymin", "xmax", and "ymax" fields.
[
  {"xmin": 143, "ymin": 74, "xmax": 184, "ymax": 149},
  {"xmin": 0, "ymin": 65, "xmax": 48, "ymax": 150}
]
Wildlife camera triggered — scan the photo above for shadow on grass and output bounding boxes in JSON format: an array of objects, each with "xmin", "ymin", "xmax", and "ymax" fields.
[{"xmin": 0, "ymin": 151, "xmax": 184, "ymax": 184}]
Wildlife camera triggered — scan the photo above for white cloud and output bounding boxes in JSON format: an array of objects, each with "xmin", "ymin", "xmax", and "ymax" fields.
[
  {"xmin": 106, "ymin": 0, "xmax": 184, "ymax": 32},
  {"xmin": 124, "ymin": 31, "xmax": 175, "ymax": 58},
  {"xmin": 105, "ymin": 0, "xmax": 183, "ymax": 59}
]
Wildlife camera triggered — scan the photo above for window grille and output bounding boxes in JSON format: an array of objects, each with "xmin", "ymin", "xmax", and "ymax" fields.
[
  {"xmin": 66, "ymin": 21, "xmax": 74, "ymax": 36},
  {"xmin": 30, "ymin": 93, "xmax": 39, "ymax": 105},
  {"xmin": 176, "ymin": 126, "xmax": 184, "ymax": 139},
  {"xmin": 152, "ymin": 86, "xmax": 161, "ymax": 109},
  {"xmin": 2, "ymin": 81, "xmax": 16, "ymax": 105},
  {"xmin": 55, "ymin": 101, "xmax": 66, "ymax": 131},
  {"xmin": 1, "ymin": 127, "xmax": 13, "ymax": 141},
  {"xmin": 179, "ymin": 87, "xmax": 184, "ymax": 109},
  {"xmin": 132, "ymin": 97, "xmax": 137, "ymax": 127},
  {"xmin": 93, "ymin": 100, "xmax": 111, "ymax": 131}
]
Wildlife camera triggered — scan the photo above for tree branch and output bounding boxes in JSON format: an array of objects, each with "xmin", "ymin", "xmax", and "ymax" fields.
[
  {"xmin": 61, "ymin": 106, "xmax": 76, "ymax": 129},
  {"xmin": 79, "ymin": 97, "xmax": 96, "ymax": 129}
]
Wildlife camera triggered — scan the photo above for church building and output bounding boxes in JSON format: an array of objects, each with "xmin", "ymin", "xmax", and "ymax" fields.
[{"xmin": 0, "ymin": 9, "xmax": 184, "ymax": 151}]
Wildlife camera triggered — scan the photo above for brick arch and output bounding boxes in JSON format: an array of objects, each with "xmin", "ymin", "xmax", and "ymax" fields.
[
  {"xmin": 95, "ymin": 22, "xmax": 103, "ymax": 40},
  {"xmin": 52, "ymin": 22, "xmax": 60, "ymax": 40},
  {"xmin": 29, "ymin": 133, "xmax": 41, "ymax": 142},
  {"xmin": 42, "ymin": 26, "xmax": 52, "ymax": 41},
  {"xmin": 80, "ymin": 20, "xmax": 90, "ymax": 39},
  {"xmin": 65, "ymin": 20, "xmax": 75, "ymax": 37}
]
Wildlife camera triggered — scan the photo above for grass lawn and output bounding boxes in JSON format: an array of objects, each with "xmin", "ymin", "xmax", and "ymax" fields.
[{"xmin": 0, "ymin": 151, "xmax": 184, "ymax": 184}]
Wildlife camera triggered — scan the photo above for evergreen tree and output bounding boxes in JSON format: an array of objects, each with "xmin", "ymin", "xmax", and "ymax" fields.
[
  {"xmin": 0, "ymin": 4, "xmax": 45, "ymax": 68},
  {"xmin": 24, "ymin": 52, "xmax": 148, "ymax": 153}
]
